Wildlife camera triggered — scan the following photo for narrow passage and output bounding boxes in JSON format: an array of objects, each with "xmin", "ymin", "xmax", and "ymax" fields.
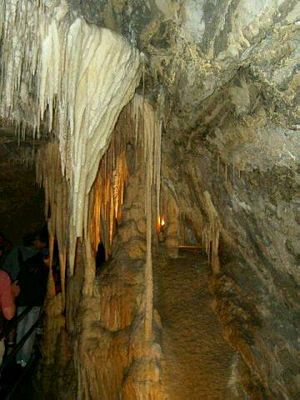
[{"xmin": 154, "ymin": 250, "xmax": 239, "ymax": 400}]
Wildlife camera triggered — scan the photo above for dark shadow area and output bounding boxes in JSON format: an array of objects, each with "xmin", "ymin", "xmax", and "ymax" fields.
[
  {"xmin": 0, "ymin": 312, "xmax": 43, "ymax": 400},
  {"xmin": 95, "ymin": 242, "xmax": 107, "ymax": 275},
  {"xmin": 0, "ymin": 134, "xmax": 45, "ymax": 244},
  {"xmin": 0, "ymin": 130, "xmax": 47, "ymax": 399}
]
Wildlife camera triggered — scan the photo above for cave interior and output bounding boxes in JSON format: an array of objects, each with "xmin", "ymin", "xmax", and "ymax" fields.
[{"xmin": 0, "ymin": 1, "xmax": 299, "ymax": 399}]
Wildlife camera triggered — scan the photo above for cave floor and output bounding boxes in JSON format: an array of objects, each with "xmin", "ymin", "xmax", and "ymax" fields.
[{"xmin": 154, "ymin": 249, "xmax": 238, "ymax": 400}]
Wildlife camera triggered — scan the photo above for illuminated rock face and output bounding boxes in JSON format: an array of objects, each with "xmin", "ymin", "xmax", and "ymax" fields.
[
  {"xmin": 88, "ymin": 2, "xmax": 298, "ymax": 398},
  {"xmin": 63, "ymin": 1, "xmax": 300, "ymax": 398},
  {"xmin": 70, "ymin": 0, "xmax": 299, "ymax": 130},
  {"xmin": 0, "ymin": 0, "xmax": 141, "ymax": 271},
  {"xmin": 0, "ymin": 1, "xmax": 299, "ymax": 399}
]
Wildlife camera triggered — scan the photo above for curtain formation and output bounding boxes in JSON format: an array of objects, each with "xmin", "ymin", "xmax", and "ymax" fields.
[{"xmin": 0, "ymin": 0, "xmax": 141, "ymax": 272}]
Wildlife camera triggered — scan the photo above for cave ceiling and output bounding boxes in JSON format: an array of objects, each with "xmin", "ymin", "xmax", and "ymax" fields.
[
  {"xmin": 66, "ymin": 0, "xmax": 300, "ymax": 195},
  {"xmin": 1, "ymin": 0, "xmax": 299, "ymax": 161},
  {"xmin": 69, "ymin": 0, "xmax": 300, "ymax": 132}
]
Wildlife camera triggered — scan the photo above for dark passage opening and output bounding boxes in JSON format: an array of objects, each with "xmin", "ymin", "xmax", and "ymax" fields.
[
  {"xmin": 95, "ymin": 242, "xmax": 106, "ymax": 274},
  {"xmin": 0, "ymin": 125, "xmax": 47, "ymax": 399}
]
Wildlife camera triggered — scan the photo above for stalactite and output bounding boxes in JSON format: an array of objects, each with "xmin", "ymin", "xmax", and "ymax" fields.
[
  {"xmin": 47, "ymin": 234, "xmax": 56, "ymax": 299},
  {"xmin": 132, "ymin": 95, "xmax": 162, "ymax": 341},
  {"xmin": 85, "ymin": 98, "xmax": 163, "ymax": 400},
  {"xmin": 0, "ymin": 0, "xmax": 141, "ymax": 275},
  {"xmin": 225, "ymin": 162, "xmax": 228, "ymax": 182},
  {"xmin": 144, "ymin": 131, "xmax": 154, "ymax": 341},
  {"xmin": 88, "ymin": 127, "xmax": 129, "ymax": 260},
  {"xmin": 1, "ymin": 4, "xmax": 166, "ymax": 397},
  {"xmin": 88, "ymin": 96, "xmax": 162, "ymax": 305},
  {"xmin": 202, "ymin": 191, "xmax": 221, "ymax": 274},
  {"xmin": 36, "ymin": 142, "xmax": 69, "ymax": 302},
  {"xmin": 35, "ymin": 97, "xmax": 163, "ymax": 399},
  {"xmin": 58, "ymin": 250, "xmax": 66, "ymax": 308}
]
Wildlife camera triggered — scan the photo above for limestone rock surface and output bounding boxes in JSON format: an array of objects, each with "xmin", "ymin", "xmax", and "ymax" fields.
[{"xmin": 65, "ymin": 1, "xmax": 300, "ymax": 398}]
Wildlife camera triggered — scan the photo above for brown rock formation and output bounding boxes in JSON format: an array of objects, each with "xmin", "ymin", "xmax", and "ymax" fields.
[{"xmin": 0, "ymin": 1, "xmax": 299, "ymax": 399}]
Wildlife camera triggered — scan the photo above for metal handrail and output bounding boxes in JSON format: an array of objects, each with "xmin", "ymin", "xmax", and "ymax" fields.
[
  {"xmin": 0, "ymin": 306, "xmax": 44, "ymax": 400},
  {"xmin": 1, "ymin": 306, "xmax": 33, "ymax": 341},
  {"xmin": 0, "ymin": 313, "xmax": 43, "ymax": 372}
]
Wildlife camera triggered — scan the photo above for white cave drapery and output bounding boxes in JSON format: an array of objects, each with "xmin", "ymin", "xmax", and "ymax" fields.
[{"xmin": 0, "ymin": 0, "xmax": 141, "ymax": 270}]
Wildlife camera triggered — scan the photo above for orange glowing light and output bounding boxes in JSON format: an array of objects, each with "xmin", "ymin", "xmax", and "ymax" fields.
[{"xmin": 157, "ymin": 216, "xmax": 166, "ymax": 232}]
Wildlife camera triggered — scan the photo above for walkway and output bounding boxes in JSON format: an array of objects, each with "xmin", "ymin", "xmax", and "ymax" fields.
[{"xmin": 154, "ymin": 250, "xmax": 239, "ymax": 399}]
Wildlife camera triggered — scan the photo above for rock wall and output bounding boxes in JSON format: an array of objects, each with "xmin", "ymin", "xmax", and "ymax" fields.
[
  {"xmin": 162, "ymin": 127, "xmax": 299, "ymax": 399},
  {"xmin": 64, "ymin": 1, "xmax": 299, "ymax": 398}
]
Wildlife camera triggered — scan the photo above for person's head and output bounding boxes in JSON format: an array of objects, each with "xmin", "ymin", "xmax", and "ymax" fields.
[
  {"xmin": 34, "ymin": 227, "xmax": 49, "ymax": 249},
  {"xmin": 33, "ymin": 236, "xmax": 47, "ymax": 250},
  {"xmin": 23, "ymin": 232, "xmax": 36, "ymax": 247},
  {"xmin": 43, "ymin": 255, "xmax": 50, "ymax": 268},
  {"xmin": 23, "ymin": 230, "xmax": 48, "ymax": 249}
]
